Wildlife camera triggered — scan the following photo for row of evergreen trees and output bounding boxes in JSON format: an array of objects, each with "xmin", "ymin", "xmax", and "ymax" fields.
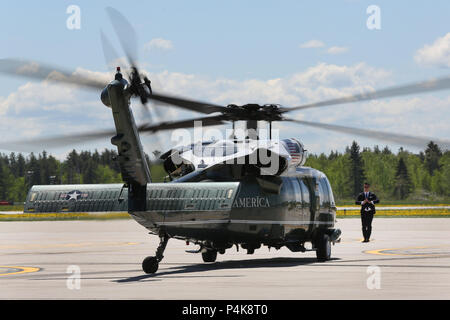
[
  {"xmin": 305, "ymin": 141, "xmax": 449, "ymax": 201},
  {"xmin": 0, "ymin": 150, "xmax": 124, "ymax": 202},
  {"xmin": 0, "ymin": 141, "xmax": 447, "ymax": 203}
]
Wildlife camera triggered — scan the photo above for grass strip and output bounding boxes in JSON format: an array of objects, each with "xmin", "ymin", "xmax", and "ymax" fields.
[{"xmin": 0, "ymin": 212, "xmax": 131, "ymax": 221}]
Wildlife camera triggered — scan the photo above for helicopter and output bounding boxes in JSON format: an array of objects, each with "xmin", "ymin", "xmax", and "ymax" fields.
[{"xmin": 1, "ymin": 8, "xmax": 449, "ymax": 274}]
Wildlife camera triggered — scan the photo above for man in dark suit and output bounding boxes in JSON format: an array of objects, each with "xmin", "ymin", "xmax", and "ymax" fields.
[{"xmin": 355, "ymin": 182, "xmax": 379, "ymax": 242}]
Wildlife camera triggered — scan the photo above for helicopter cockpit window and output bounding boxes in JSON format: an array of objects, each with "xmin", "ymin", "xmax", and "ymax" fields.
[{"xmin": 29, "ymin": 192, "xmax": 37, "ymax": 202}]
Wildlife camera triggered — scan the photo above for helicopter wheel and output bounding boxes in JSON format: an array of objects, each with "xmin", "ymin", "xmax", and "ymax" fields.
[
  {"xmin": 315, "ymin": 233, "xmax": 331, "ymax": 262},
  {"xmin": 142, "ymin": 256, "xmax": 159, "ymax": 274},
  {"xmin": 202, "ymin": 250, "xmax": 217, "ymax": 263}
]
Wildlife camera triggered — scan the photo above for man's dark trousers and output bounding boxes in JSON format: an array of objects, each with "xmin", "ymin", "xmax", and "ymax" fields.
[
  {"xmin": 361, "ymin": 212, "xmax": 374, "ymax": 240},
  {"xmin": 356, "ymin": 191, "xmax": 379, "ymax": 241}
]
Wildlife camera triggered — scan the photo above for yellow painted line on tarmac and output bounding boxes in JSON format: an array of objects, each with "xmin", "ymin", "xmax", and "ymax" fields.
[
  {"xmin": 0, "ymin": 266, "xmax": 40, "ymax": 276},
  {"xmin": 366, "ymin": 245, "xmax": 450, "ymax": 257},
  {"xmin": 366, "ymin": 247, "xmax": 427, "ymax": 256}
]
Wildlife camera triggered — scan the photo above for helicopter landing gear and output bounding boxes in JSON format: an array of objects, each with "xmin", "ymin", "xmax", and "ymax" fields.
[
  {"xmin": 142, "ymin": 234, "xmax": 169, "ymax": 274},
  {"xmin": 315, "ymin": 233, "xmax": 331, "ymax": 262},
  {"xmin": 142, "ymin": 256, "xmax": 159, "ymax": 274},
  {"xmin": 202, "ymin": 249, "xmax": 217, "ymax": 263}
]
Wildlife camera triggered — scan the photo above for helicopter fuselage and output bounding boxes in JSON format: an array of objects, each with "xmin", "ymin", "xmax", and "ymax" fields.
[{"xmin": 129, "ymin": 167, "xmax": 337, "ymax": 252}]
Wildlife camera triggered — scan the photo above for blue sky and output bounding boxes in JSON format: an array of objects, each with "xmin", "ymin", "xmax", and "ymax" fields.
[{"xmin": 0, "ymin": 0, "xmax": 449, "ymax": 158}]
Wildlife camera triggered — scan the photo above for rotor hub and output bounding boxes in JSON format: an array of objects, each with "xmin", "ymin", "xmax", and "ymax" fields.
[{"xmin": 225, "ymin": 104, "xmax": 283, "ymax": 122}]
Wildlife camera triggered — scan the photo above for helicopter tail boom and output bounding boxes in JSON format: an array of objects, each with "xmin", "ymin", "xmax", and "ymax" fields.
[{"xmin": 105, "ymin": 79, "xmax": 152, "ymax": 187}]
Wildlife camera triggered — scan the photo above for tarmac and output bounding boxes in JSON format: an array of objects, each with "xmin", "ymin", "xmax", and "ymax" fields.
[{"xmin": 0, "ymin": 217, "xmax": 449, "ymax": 299}]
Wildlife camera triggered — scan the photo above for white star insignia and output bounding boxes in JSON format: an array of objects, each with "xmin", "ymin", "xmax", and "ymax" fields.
[{"xmin": 68, "ymin": 191, "xmax": 81, "ymax": 200}]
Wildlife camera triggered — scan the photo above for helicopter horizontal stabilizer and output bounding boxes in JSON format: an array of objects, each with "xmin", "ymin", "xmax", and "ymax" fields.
[{"xmin": 129, "ymin": 182, "xmax": 240, "ymax": 232}]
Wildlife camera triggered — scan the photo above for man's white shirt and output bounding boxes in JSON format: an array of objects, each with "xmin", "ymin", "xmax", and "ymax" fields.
[{"xmin": 361, "ymin": 192, "xmax": 374, "ymax": 205}]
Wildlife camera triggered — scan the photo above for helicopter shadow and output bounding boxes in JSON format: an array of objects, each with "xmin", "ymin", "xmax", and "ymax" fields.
[{"xmin": 115, "ymin": 256, "xmax": 340, "ymax": 283}]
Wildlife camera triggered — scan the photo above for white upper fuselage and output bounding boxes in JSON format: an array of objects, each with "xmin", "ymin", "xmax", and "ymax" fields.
[{"xmin": 171, "ymin": 138, "xmax": 307, "ymax": 176}]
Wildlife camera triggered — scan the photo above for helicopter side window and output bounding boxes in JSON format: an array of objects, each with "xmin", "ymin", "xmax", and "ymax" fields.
[
  {"xmin": 290, "ymin": 178, "xmax": 302, "ymax": 208},
  {"xmin": 316, "ymin": 178, "xmax": 329, "ymax": 208},
  {"xmin": 298, "ymin": 178, "xmax": 310, "ymax": 209},
  {"xmin": 319, "ymin": 178, "xmax": 330, "ymax": 207},
  {"xmin": 324, "ymin": 177, "xmax": 335, "ymax": 206}
]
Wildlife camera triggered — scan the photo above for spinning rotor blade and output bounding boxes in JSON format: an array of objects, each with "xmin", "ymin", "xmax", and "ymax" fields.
[
  {"xmin": 105, "ymin": 7, "xmax": 139, "ymax": 68},
  {"xmin": 284, "ymin": 118, "xmax": 450, "ymax": 149},
  {"xmin": 280, "ymin": 76, "xmax": 450, "ymax": 113},
  {"xmin": 0, "ymin": 116, "xmax": 227, "ymax": 152},
  {"xmin": 139, "ymin": 115, "xmax": 227, "ymax": 133},
  {"xmin": 0, "ymin": 59, "xmax": 106, "ymax": 90},
  {"xmin": 100, "ymin": 30, "xmax": 124, "ymax": 71},
  {"xmin": 0, "ymin": 129, "xmax": 116, "ymax": 152},
  {"xmin": 100, "ymin": 28, "xmax": 154, "ymax": 122},
  {"xmin": 105, "ymin": 7, "xmax": 228, "ymax": 116},
  {"xmin": 147, "ymin": 92, "xmax": 228, "ymax": 114},
  {"xmin": 105, "ymin": 7, "xmax": 165, "ymax": 121}
]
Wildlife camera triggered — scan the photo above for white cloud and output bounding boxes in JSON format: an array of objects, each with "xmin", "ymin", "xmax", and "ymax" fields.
[
  {"xmin": 0, "ymin": 82, "xmax": 77, "ymax": 115},
  {"xmin": 1, "ymin": 61, "xmax": 448, "ymax": 155},
  {"xmin": 299, "ymin": 40, "xmax": 325, "ymax": 49},
  {"xmin": 0, "ymin": 80, "xmax": 109, "ymax": 118},
  {"xmin": 415, "ymin": 33, "xmax": 450, "ymax": 68},
  {"xmin": 145, "ymin": 38, "xmax": 174, "ymax": 51},
  {"xmin": 299, "ymin": 41, "xmax": 349, "ymax": 55},
  {"xmin": 327, "ymin": 46, "xmax": 349, "ymax": 55},
  {"xmin": 149, "ymin": 62, "xmax": 390, "ymax": 107}
]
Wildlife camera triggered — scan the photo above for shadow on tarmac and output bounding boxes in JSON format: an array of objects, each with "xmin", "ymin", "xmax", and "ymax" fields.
[
  {"xmin": 115, "ymin": 256, "xmax": 339, "ymax": 283},
  {"xmin": 114, "ymin": 250, "xmax": 450, "ymax": 283}
]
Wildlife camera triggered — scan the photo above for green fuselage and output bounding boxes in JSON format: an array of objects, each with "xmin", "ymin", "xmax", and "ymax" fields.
[{"xmin": 130, "ymin": 167, "xmax": 336, "ymax": 249}]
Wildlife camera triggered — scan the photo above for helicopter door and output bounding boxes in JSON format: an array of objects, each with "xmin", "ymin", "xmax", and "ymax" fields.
[{"xmin": 299, "ymin": 177, "xmax": 317, "ymax": 231}]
